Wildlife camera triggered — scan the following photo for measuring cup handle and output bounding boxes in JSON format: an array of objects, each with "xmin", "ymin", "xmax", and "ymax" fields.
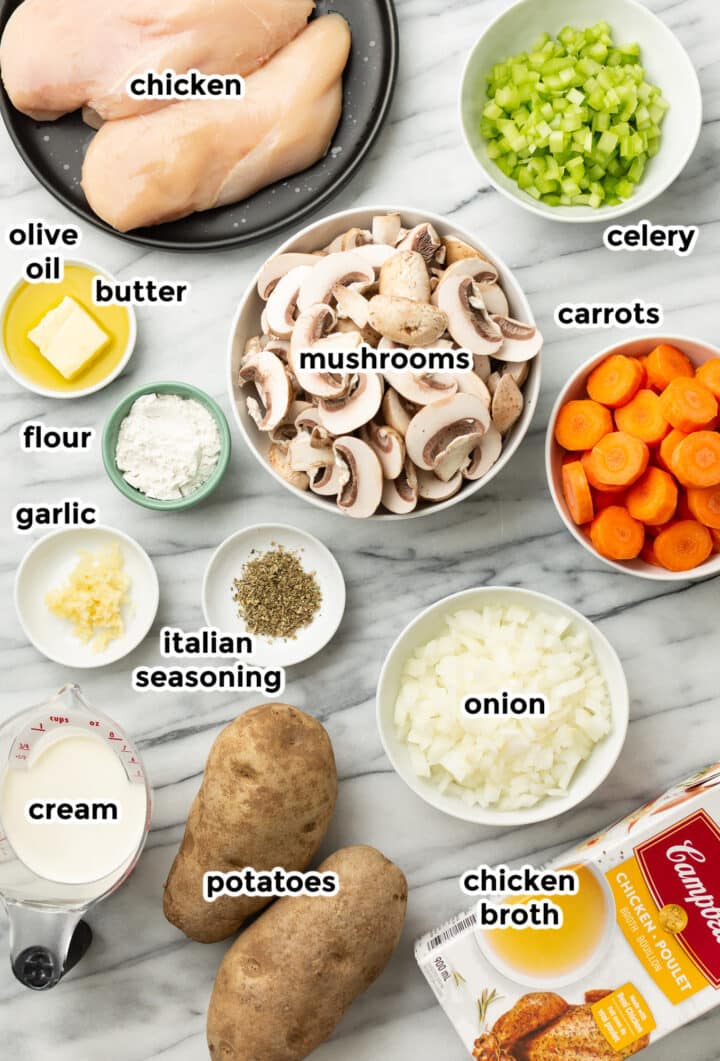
[{"xmin": 6, "ymin": 902, "xmax": 93, "ymax": 990}]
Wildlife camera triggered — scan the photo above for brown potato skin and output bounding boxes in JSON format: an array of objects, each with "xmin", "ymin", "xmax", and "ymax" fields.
[
  {"xmin": 207, "ymin": 845, "xmax": 408, "ymax": 1061},
  {"xmin": 163, "ymin": 703, "xmax": 337, "ymax": 943}
]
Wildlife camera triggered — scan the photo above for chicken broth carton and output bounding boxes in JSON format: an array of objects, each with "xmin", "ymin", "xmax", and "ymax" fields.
[{"xmin": 416, "ymin": 764, "xmax": 720, "ymax": 1059}]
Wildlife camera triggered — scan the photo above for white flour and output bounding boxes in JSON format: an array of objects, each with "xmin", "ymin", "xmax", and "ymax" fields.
[{"xmin": 115, "ymin": 393, "xmax": 221, "ymax": 501}]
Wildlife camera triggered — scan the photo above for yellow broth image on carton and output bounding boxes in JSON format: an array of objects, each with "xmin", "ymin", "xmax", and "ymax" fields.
[{"xmin": 416, "ymin": 763, "xmax": 720, "ymax": 1059}]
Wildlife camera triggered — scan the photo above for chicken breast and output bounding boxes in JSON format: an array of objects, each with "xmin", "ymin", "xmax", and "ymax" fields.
[
  {"xmin": 81, "ymin": 15, "xmax": 351, "ymax": 232},
  {"xmin": 0, "ymin": 0, "xmax": 314, "ymax": 122}
]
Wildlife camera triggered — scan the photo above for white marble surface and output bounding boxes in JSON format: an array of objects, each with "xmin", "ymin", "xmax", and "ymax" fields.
[{"xmin": 0, "ymin": 0, "xmax": 719, "ymax": 1058}]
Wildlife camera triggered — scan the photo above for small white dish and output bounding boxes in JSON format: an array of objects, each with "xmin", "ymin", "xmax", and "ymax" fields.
[
  {"xmin": 202, "ymin": 524, "xmax": 346, "ymax": 668},
  {"xmin": 460, "ymin": 0, "xmax": 702, "ymax": 223},
  {"xmin": 15, "ymin": 526, "xmax": 159, "ymax": 668},
  {"xmin": 0, "ymin": 259, "xmax": 137, "ymax": 399},
  {"xmin": 376, "ymin": 586, "xmax": 629, "ymax": 826},
  {"xmin": 546, "ymin": 334, "xmax": 720, "ymax": 582}
]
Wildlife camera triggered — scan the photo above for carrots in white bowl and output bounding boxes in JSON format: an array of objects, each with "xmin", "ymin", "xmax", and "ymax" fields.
[{"xmin": 548, "ymin": 338, "xmax": 720, "ymax": 578}]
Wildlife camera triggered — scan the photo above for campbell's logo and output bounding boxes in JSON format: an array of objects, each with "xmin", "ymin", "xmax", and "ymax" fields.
[{"xmin": 637, "ymin": 810, "xmax": 720, "ymax": 987}]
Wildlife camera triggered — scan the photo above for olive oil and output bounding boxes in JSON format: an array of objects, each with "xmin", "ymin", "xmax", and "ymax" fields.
[
  {"xmin": 486, "ymin": 864, "xmax": 609, "ymax": 980},
  {"xmin": 3, "ymin": 264, "xmax": 131, "ymax": 394}
]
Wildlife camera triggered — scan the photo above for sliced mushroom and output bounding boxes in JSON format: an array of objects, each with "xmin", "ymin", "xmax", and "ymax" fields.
[
  {"xmin": 405, "ymin": 393, "xmax": 490, "ymax": 476},
  {"xmin": 491, "ymin": 374, "xmax": 525, "ymax": 434},
  {"xmin": 416, "ymin": 467, "xmax": 463, "ymax": 501},
  {"xmin": 464, "ymin": 425, "xmax": 503, "ymax": 481},
  {"xmin": 270, "ymin": 399, "xmax": 314, "ymax": 443},
  {"xmin": 334, "ymin": 436, "xmax": 383, "ymax": 518},
  {"xmin": 441, "ymin": 256, "xmax": 499, "ymax": 287},
  {"xmin": 473, "ymin": 354, "xmax": 492, "ymax": 382},
  {"xmin": 399, "ymin": 223, "xmax": 443, "ymax": 267},
  {"xmin": 379, "ymin": 251, "xmax": 431, "ymax": 303},
  {"xmin": 268, "ymin": 442, "xmax": 309, "ymax": 491},
  {"xmin": 503, "ymin": 360, "xmax": 530, "ymax": 387},
  {"xmin": 487, "ymin": 371, "xmax": 501, "ymax": 397},
  {"xmin": 456, "ymin": 371, "xmax": 491, "ymax": 407},
  {"xmin": 368, "ymin": 295, "xmax": 448, "ymax": 347},
  {"xmin": 436, "ymin": 275, "xmax": 503, "ymax": 356},
  {"xmin": 372, "ymin": 213, "xmax": 402, "ymax": 245},
  {"xmin": 242, "ymin": 335, "xmax": 263, "ymax": 361},
  {"xmin": 317, "ymin": 373, "xmax": 384, "ymax": 435},
  {"xmin": 359, "ymin": 422, "xmax": 405, "ymax": 479},
  {"xmin": 383, "ymin": 369, "xmax": 458, "ymax": 406},
  {"xmin": 263, "ymin": 266, "xmax": 313, "ymax": 339},
  {"xmin": 288, "ymin": 431, "xmax": 335, "ymax": 473},
  {"xmin": 491, "ymin": 316, "xmax": 544, "ymax": 363},
  {"xmin": 238, "ymin": 349, "xmax": 293, "ymax": 432},
  {"xmin": 480, "ymin": 283, "xmax": 509, "ymax": 318},
  {"xmin": 310, "ymin": 460, "xmax": 346, "ymax": 497},
  {"xmin": 289, "ymin": 305, "xmax": 349, "ymax": 399},
  {"xmin": 354, "ymin": 244, "xmax": 398, "ymax": 270},
  {"xmin": 381, "ymin": 457, "xmax": 418, "ymax": 514},
  {"xmin": 382, "ymin": 388, "xmax": 415, "ymax": 437},
  {"xmin": 333, "ymin": 284, "xmax": 371, "ymax": 329},
  {"xmin": 443, "ymin": 237, "xmax": 493, "ymax": 267},
  {"xmin": 297, "ymin": 252, "xmax": 375, "ymax": 312},
  {"xmin": 324, "ymin": 227, "xmax": 372, "ymax": 253},
  {"xmin": 257, "ymin": 253, "xmax": 322, "ymax": 300}
]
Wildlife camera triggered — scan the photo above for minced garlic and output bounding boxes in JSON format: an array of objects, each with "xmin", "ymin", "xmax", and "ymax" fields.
[{"xmin": 45, "ymin": 544, "xmax": 131, "ymax": 652}]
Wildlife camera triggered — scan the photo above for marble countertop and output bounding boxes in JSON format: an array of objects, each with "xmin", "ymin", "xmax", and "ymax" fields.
[{"xmin": 0, "ymin": 0, "xmax": 718, "ymax": 1058}]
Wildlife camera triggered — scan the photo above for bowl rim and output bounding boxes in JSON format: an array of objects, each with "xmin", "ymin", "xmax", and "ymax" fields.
[
  {"xmin": 14, "ymin": 523, "xmax": 160, "ymax": 669},
  {"xmin": 376, "ymin": 585, "xmax": 630, "ymax": 826},
  {"xmin": 458, "ymin": 0, "xmax": 703, "ymax": 224},
  {"xmin": 545, "ymin": 333, "xmax": 720, "ymax": 582},
  {"xmin": 200, "ymin": 521, "xmax": 347, "ymax": 666},
  {"xmin": 101, "ymin": 380, "xmax": 232, "ymax": 511},
  {"xmin": 0, "ymin": 258, "xmax": 138, "ymax": 398},
  {"xmin": 227, "ymin": 202, "xmax": 542, "ymax": 520}
]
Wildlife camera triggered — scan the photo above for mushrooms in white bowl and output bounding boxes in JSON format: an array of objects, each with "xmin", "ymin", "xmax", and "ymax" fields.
[{"xmin": 228, "ymin": 206, "xmax": 543, "ymax": 519}]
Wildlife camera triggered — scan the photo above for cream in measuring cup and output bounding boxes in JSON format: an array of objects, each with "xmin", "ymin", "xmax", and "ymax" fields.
[{"xmin": 1, "ymin": 727, "xmax": 147, "ymax": 886}]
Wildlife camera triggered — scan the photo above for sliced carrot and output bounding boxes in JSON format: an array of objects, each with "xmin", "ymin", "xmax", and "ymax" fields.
[
  {"xmin": 593, "ymin": 488, "xmax": 626, "ymax": 512},
  {"xmin": 687, "ymin": 485, "xmax": 720, "ymax": 530},
  {"xmin": 587, "ymin": 354, "xmax": 644, "ymax": 408},
  {"xmin": 677, "ymin": 489, "xmax": 694, "ymax": 521},
  {"xmin": 712, "ymin": 529, "xmax": 720, "ymax": 554},
  {"xmin": 626, "ymin": 467, "xmax": 678, "ymax": 526},
  {"xmin": 641, "ymin": 538, "xmax": 661, "ymax": 566},
  {"xmin": 590, "ymin": 506, "xmax": 645, "ymax": 560},
  {"xmin": 636, "ymin": 356, "xmax": 650, "ymax": 389},
  {"xmin": 582, "ymin": 453, "xmax": 627, "ymax": 491},
  {"xmin": 614, "ymin": 390, "xmax": 669, "ymax": 445},
  {"xmin": 658, "ymin": 378, "xmax": 718, "ymax": 434},
  {"xmin": 653, "ymin": 520, "xmax": 713, "ymax": 572},
  {"xmin": 658, "ymin": 428, "xmax": 688, "ymax": 473},
  {"xmin": 554, "ymin": 400, "xmax": 613, "ymax": 451},
  {"xmin": 696, "ymin": 360, "xmax": 720, "ymax": 401},
  {"xmin": 671, "ymin": 431, "xmax": 720, "ymax": 488},
  {"xmin": 562, "ymin": 461, "xmax": 594, "ymax": 525},
  {"xmin": 646, "ymin": 344, "xmax": 694, "ymax": 391},
  {"xmin": 584, "ymin": 431, "xmax": 649, "ymax": 489}
]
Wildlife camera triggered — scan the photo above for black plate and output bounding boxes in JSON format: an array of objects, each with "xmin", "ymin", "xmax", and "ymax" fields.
[{"xmin": 0, "ymin": 0, "xmax": 398, "ymax": 251}]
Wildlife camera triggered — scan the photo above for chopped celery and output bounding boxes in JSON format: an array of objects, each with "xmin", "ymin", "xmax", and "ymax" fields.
[{"xmin": 480, "ymin": 23, "xmax": 668, "ymax": 207}]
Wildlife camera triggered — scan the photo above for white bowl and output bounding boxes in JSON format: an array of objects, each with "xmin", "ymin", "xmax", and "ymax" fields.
[
  {"xmin": 376, "ymin": 586, "xmax": 629, "ymax": 826},
  {"xmin": 0, "ymin": 259, "xmax": 137, "ymax": 399},
  {"xmin": 460, "ymin": 0, "xmax": 702, "ymax": 223},
  {"xmin": 15, "ymin": 526, "xmax": 159, "ymax": 668},
  {"xmin": 202, "ymin": 524, "xmax": 346, "ymax": 668},
  {"xmin": 547, "ymin": 334, "xmax": 720, "ymax": 582},
  {"xmin": 227, "ymin": 205, "xmax": 542, "ymax": 520}
]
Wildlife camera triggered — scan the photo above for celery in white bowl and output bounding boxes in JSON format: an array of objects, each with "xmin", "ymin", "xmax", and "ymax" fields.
[{"xmin": 460, "ymin": 0, "xmax": 702, "ymax": 223}]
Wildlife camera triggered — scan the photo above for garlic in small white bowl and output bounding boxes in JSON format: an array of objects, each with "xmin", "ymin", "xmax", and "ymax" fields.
[
  {"xmin": 376, "ymin": 587, "xmax": 629, "ymax": 826},
  {"xmin": 227, "ymin": 206, "xmax": 542, "ymax": 519}
]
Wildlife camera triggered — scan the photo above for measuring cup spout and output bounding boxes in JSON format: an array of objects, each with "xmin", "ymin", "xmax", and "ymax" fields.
[{"xmin": 5, "ymin": 901, "xmax": 93, "ymax": 990}]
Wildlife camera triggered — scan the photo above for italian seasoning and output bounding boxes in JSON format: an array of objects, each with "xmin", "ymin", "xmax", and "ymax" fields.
[{"xmin": 232, "ymin": 544, "xmax": 322, "ymax": 640}]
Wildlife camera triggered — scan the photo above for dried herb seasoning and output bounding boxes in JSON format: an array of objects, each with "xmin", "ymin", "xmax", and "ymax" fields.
[{"xmin": 232, "ymin": 544, "xmax": 322, "ymax": 640}]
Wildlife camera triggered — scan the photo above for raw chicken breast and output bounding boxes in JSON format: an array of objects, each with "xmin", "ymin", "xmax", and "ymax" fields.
[
  {"xmin": 82, "ymin": 15, "xmax": 351, "ymax": 232},
  {"xmin": 0, "ymin": 0, "xmax": 314, "ymax": 122}
]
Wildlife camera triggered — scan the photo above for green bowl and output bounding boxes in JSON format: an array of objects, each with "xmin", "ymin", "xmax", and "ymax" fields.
[{"xmin": 102, "ymin": 381, "xmax": 232, "ymax": 511}]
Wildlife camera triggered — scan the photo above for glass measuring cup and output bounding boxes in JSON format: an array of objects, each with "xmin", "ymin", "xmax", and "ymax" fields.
[{"xmin": 0, "ymin": 684, "xmax": 152, "ymax": 989}]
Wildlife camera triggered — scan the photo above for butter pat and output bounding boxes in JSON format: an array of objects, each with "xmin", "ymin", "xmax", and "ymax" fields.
[{"xmin": 28, "ymin": 296, "xmax": 110, "ymax": 379}]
